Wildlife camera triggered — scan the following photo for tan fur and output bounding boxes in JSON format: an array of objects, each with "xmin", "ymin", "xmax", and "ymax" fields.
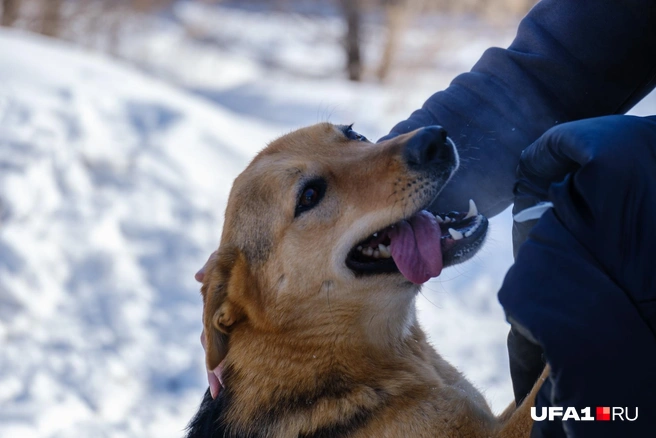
[{"xmin": 201, "ymin": 123, "xmax": 544, "ymax": 437}]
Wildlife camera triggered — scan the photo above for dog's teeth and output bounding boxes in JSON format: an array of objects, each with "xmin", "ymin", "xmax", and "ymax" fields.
[
  {"xmin": 448, "ymin": 228, "xmax": 464, "ymax": 240},
  {"xmin": 435, "ymin": 215, "xmax": 444, "ymax": 223},
  {"xmin": 464, "ymin": 216, "xmax": 483, "ymax": 237},
  {"xmin": 465, "ymin": 199, "xmax": 478, "ymax": 219},
  {"xmin": 373, "ymin": 232, "xmax": 378, "ymax": 237},
  {"xmin": 444, "ymin": 217, "xmax": 452, "ymax": 223},
  {"xmin": 357, "ymin": 245, "xmax": 363, "ymax": 251},
  {"xmin": 363, "ymin": 247, "xmax": 374, "ymax": 256},
  {"xmin": 373, "ymin": 249, "xmax": 380, "ymax": 258},
  {"xmin": 378, "ymin": 244, "xmax": 391, "ymax": 258}
]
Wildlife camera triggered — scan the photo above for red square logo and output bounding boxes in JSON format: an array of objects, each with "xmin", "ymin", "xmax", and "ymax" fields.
[{"xmin": 596, "ymin": 406, "xmax": 611, "ymax": 421}]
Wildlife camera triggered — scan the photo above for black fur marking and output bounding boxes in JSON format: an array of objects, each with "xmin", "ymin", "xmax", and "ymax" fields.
[
  {"xmin": 185, "ymin": 389, "xmax": 234, "ymax": 438},
  {"xmin": 186, "ymin": 370, "xmax": 385, "ymax": 437}
]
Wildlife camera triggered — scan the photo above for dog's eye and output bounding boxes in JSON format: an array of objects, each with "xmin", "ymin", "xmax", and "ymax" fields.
[
  {"xmin": 295, "ymin": 179, "xmax": 326, "ymax": 217},
  {"xmin": 341, "ymin": 124, "xmax": 368, "ymax": 142}
]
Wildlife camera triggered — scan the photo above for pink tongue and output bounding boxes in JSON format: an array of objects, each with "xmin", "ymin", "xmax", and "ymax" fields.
[{"xmin": 388, "ymin": 211, "xmax": 443, "ymax": 284}]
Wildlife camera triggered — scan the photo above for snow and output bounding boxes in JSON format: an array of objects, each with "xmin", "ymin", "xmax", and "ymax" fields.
[
  {"xmin": 1, "ymin": 27, "xmax": 274, "ymax": 437},
  {"xmin": 1, "ymin": 4, "xmax": 655, "ymax": 437}
]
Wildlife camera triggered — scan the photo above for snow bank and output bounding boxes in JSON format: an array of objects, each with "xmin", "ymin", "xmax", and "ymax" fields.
[{"xmin": 0, "ymin": 29, "xmax": 280, "ymax": 437}]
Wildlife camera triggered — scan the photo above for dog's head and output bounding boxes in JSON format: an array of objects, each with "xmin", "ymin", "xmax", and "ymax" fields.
[{"xmin": 201, "ymin": 123, "xmax": 488, "ymax": 370}]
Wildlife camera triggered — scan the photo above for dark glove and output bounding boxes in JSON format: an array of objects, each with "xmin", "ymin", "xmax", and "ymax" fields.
[{"xmin": 500, "ymin": 115, "xmax": 656, "ymax": 438}]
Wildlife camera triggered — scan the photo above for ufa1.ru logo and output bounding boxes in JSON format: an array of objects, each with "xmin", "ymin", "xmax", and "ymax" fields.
[{"xmin": 531, "ymin": 407, "xmax": 639, "ymax": 421}]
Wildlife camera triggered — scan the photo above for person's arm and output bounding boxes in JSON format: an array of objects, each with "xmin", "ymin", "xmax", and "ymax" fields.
[{"xmin": 381, "ymin": 0, "xmax": 656, "ymax": 217}]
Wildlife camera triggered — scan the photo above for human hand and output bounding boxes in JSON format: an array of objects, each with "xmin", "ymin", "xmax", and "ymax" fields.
[
  {"xmin": 512, "ymin": 114, "xmax": 656, "ymax": 284},
  {"xmin": 512, "ymin": 116, "xmax": 656, "ymax": 255}
]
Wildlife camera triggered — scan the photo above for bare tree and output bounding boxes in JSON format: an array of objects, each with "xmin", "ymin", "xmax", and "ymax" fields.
[
  {"xmin": 40, "ymin": 0, "xmax": 63, "ymax": 37},
  {"xmin": 1, "ymin": 0, "xmax": 20, "ymax": 27},
  {"xmin": 377, "ymin": 0, "xmax": 408, "ymax": 81},
  {"xmin": 340, "ymin": 0, "xmax": 363, "ymax": 81}
]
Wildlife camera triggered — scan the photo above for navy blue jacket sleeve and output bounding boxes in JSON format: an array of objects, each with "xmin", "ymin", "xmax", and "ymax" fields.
[
  {"xmin": 499, "ymin": 116, "xmax": 656, "ymax": 437},
  {"xmin": 380, "ymin": 0, "xmax": 656, "ymax": 217}
]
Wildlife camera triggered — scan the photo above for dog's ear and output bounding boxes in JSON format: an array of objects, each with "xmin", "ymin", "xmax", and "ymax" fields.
[{"xmin": 201, "ymin": 247, "xmax": 250, "ymax": 370}]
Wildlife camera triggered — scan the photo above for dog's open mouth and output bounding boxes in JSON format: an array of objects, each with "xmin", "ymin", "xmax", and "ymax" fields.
[{"xmin": 346, "ymin": 200, "xmax": 488, "ymax": 284}]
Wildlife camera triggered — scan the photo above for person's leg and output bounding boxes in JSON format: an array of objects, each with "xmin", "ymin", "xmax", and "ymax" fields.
[
  {"xmin": 507, "ymin": 325, "xmax": 545, "ymax": 405},
  {"xmin": 507, "ymin": 211, "xmax": 547, "ymax": 406}
]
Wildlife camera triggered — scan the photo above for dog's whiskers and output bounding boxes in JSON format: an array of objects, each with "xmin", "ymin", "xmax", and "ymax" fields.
[{"xmin": 419, "ymin": 290, "xmax": 441, "ymax": 310}]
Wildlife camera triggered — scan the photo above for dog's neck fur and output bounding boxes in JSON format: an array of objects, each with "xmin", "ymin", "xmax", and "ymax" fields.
[{"xmin": 214, "ymin": 286, "xmax": 489, "ymax": 438}]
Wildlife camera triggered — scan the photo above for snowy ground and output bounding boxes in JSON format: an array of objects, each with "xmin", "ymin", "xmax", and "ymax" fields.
[{"xmin": 1, "ymin": 4, "xmax": 655, "ymax": 438}]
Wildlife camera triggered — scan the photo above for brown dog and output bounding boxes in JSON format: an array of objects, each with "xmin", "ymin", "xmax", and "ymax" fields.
[{"xmin": 187, "ymin": 123, "xmax": 544, "ymax": 438}]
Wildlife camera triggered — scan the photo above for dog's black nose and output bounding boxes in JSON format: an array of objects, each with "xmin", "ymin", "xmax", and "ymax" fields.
[{"xmin": 404, "ymin": 126, "xmax": 455, "ymax": 169}]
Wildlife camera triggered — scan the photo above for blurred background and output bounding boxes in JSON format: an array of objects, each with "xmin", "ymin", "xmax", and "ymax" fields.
[{"xmin": 2, "ymin": 1, "xmax": 654, "ymax": 437}]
